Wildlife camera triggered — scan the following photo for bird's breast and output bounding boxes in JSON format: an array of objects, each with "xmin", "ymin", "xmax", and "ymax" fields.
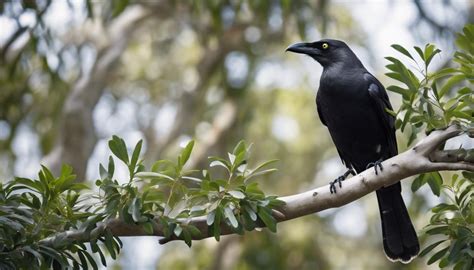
[{"xmin": 316, "ymin": 77, "xmax": 387, "ymax": 162}]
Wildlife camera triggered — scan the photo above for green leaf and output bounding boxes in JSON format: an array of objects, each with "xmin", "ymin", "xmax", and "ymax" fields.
[
  {"xmin": 84, "ymin": 0, "xmax": 94, "ymax": 18},
  {"xmin": 242, "ymin": 209, "xmax": 256, "ymax": 231},
  {"xmin": 181, "ymin": 176, "xmax": 202, "ymax": 184},
  {"xmin": 245, "ymin": 169, "xmax": 278, "ymax": 182},
  {"xmin": 439, "ymin": 75, "xmax": 466, "ymax": 97},
  {"xmin": 431, "ymin": 67, "xmax": 458, "ymax": 83},
  {"xmin": 400, "ymin": 109, "xmax": 412, "ymax": 132},
  {"xmin": 245, "ymin": 182, "xmax": 265, "ymax": 198},
  {"xmin": 174, "ymin": 225, "xmax": 182, "ymax": 237},
  {"xmin": 23, "ymin": 246, "xmax": 42, "ymax": 262},
  {"xmin": 178, "ymin": 140, "xmax": 194, "ymax": 168},
  {"xmin": 206, "ymin": 211, "xmax": 215, "ymax": 226},
  {"xmin": 386, "ymin": 85, "xmax": 410, "ymax": 99},
  {"xmin": 96, "ymin": 247, "xmax": 107, "ymax": 267},
  {"xmin": 414, "ymin": 46, "xmax": 425, "ymax": 61},
  {"xmin": 59, "ymin": 164, "xmax": 75, "ymax": 187},
  {"xmin": 244, "ymin": 205, "xmax": 257, "ymax": 221},
  {"xmin": 427, "ymin": 172, "xmax": 443, "ymax": 196},
  {"xmin": 130, "ymin": 140, "xmax": 142, "ymax": 170},
  {"xmin": 426, "ymin": 225, "xmax": 450, "ymax": 235},
  {"xmin": 455, "ymin": 24, "xmax": 474, "ymax": 53},
  {"xmin": 182, "ymin": 228, "xmax": 192, "ymax": 247},
  {"xmin": 107, "ymin": 156, "xmax": 115, "ymax": 179},
  {"xmin": 77, "ymin": 249, "xmax": 89, "ymax": 270},
  {"xmin": 103, "ymin": 229, "xmax": 117, "ymax": 259},
  {"xmin": 108, "ymin": 136, "xmax": 129, "ymax": 164},
  {"xmin": 128, "ymin": 198, "xmax": 144, "ymax": 223},
  {"xmin": 232, "ymin": 152, "xmax": 247, "ymax": 171},
  {"xmin": 39, "ymin": 246, "xmax": 67, "ymax": 267},
  {"xmin": 232, "ymin": 140, "xmax": 247, "ymax": 156},
  {"xmin": 257, "ymin": 207, "xmax": 277, "ymax": 232},
  {"xmin": 224, "ymin": 207, "xmax": 239, "ymax": 228},
  {"xmin": 250, "ymin": 159, "xmax": 279, "ymax": 174},
  {"xmin": 428, "ymin": 247, "xmax": 449, "ymax": 265},
  {"xmin": 80, "ymin": 248, "xmax": 99, "ymax": 270},
  {"xmin": 14, "ymin": 177, "xmax": 42, "ymax": 192},
  {"xmin": 209, "ymin": 157, "xmax": 231, "ymax": 171},
  {"xmin": 114, "ymin": 235, "xmax": 123, "ymax": 249},
  {"xmin": 385, "ymin": 108, "xmax": 397, "ymax": 117},
  {"xmin": 187, "ymin": 225, "xmax": 201, "ymax": 237},
  {"xmin": 432, "ymin": 203, "xmax": 458, "ymax": 213},
  {"xmin": 411, "ymin": 174, "xmax": 426, "ymax": 192},
  {"xmin": 391, "ymin": 44, "xmax": 415, "ymax": 60},
  {"xmin": 447, "ymin": 240, "xmax": 465, "ymax": 263},
  {"xmin": 385, "ymin": 72, "xmax": 404, "ymax": 83},
  {"xmin": 461, "ymin": 171, "xmax": 474, "ymax": 181},
  {"xmin": 228, "ymin": 190, "xmax": 245, "ymax": 199},
  {"xmin": 40, "ymin": 165, "xmax": 55, "ymax": 183},
  {"xmin": 439, "ymin": 257, "xmax": 450, "ymax": 268},
  {"xmin": 213, "ymin": 206, "xmax": 223, "ymax": 241},
  {"xmin": 420, "ymin": 240, "xmax": 447, "ymax": 257},
  {"xmin": 112, "ymin": 0, "xmax": 130, "ymax": 18},
  {"xmin": 0, "ymin": 216, "xmax": 24, "ymax": 232},
  {"xmin": 228, "ymin": 153, "xmax": 236, "ymax": 164},
  {"xmin": 151, "ymin": 159, "xmax": 176, "ymax": 173},
  {"xmin": 424, "ymin": 44, "xmax": 441, "ymax": 67},
  {"xmin": 135, "ymin": 172, "xmax": 175, "ymax": 182},
  {"xmin": 99, "ymin": 165, "xmax": 107, "ymax": 181}
]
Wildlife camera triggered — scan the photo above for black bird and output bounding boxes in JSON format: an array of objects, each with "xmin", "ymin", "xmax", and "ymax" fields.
[{"xmin": 286, "ymin": 39, "xmax": 419, "ymax": 263}]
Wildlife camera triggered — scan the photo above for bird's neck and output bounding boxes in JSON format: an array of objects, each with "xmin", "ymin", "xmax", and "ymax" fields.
[
  {"xmin": 320, "ymin": 60, "xmax": 367, "ymax": 93},
  {"xmin": 322, "ymin": 57, "xmax": 365, "ymax": 75},
  {"xmin": 322, "ymin": 64, "xmax": 361, "ymax": 79}
]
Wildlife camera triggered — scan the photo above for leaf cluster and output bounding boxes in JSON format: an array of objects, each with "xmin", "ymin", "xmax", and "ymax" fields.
[
  {"xmin": 0, "ymin": 136, "xmax": 283, "ymax": 268},
  {"xmin": 386, "ymin": 24, "xmax": 473, "ymax": 268},
  {"xmin": 419, "ymin": 172, "xmax": 474, "ymax": 270},
  {"xmin": 98, "ymin": 138, "xmax": 283, "ymax": 247},
  {"xmin": 386, "ymin": 24, "xmax": 473, "ymax": 146},
  {"xmin": 0, "ymin": 165, "xmax": 109, "ymax": 269}
]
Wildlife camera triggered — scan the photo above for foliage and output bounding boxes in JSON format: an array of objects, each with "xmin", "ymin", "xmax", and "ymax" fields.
[
  {"xmin": 386, "ymin": 24, "xmax": 473, "ymax": 147},
  {"xmin": 387, "ymin": 24, "xmax": 473, "ymax": 198},
  {"xmin": 0, "ymin": 165, "xmax": 108, "ymax": 269},
  {"xmin": 419, "ymin": 172, "xmax": 474, "ymax": 270},
  {"xmin": 386, "ymin": 24, "xmax": 474, "ymax": 268},
  {"xmin": 0, "ymin": 138, "xmax": 282, "ymax": 269}
]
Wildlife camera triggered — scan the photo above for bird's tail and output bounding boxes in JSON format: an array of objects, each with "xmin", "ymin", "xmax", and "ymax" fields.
[{"xmin": 376, "ymin": 183, "xmax": 419, "ymax": 263}]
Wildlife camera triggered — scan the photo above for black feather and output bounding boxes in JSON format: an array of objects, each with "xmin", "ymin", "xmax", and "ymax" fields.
[{"xmin": 290, "ymin": 39, "xmax": 420, "ymax": 263}]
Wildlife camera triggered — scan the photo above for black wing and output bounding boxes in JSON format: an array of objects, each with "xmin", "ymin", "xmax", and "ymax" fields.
[{"xmin": 364, "ymin": 73, "xmax": 398, "ymax": 157}]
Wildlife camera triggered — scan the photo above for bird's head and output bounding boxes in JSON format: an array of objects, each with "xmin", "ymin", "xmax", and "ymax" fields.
[{"xmin": 286, "ymin": 39, "xmax": 361, "ymax": 68}]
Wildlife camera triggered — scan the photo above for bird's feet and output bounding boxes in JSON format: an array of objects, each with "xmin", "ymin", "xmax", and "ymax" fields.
[
  {"xmin": 366, "ymin": 159, "xmax": 384, "ymax": 175},
  {"xmin": 329, "ymin": 169, "xmax": 356, "ymax": 194},
  {"xmin": 329, "ymin": 175, "xmax": 345, "ymax": 194}
]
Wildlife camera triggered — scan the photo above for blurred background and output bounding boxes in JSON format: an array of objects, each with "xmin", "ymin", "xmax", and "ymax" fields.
[{"xmin": 0, "ymin": 0, "xmax": 472, "ymax": 269}]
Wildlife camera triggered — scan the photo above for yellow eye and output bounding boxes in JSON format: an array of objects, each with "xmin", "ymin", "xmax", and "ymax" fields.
[{"xmin": 322, "ymin": 43, "xmax": 329, "ymax": 49}]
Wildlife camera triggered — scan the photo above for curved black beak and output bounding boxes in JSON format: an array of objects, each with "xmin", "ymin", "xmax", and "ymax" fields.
[{"xmin": 286, "ymin": 42, "xmax": 315, "ymax": 55}]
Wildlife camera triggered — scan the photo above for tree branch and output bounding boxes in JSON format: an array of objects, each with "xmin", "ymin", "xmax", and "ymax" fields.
[{"xmin": 39, "ymin": 125, "xmax": 474, "ymax": 247}]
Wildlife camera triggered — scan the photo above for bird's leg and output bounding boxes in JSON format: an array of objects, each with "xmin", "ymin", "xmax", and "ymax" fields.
[
  {"xmin": 329, "ymin": 169, "xmax": 356, "ymax": 194},
  {"xmin": 366, "ymin": 159, "xmax": 384, "ymax": 175}
]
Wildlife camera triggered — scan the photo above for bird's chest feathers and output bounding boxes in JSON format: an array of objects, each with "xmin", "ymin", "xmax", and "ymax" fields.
[
  {"xmin": 319, "ymin": 69, "xmax": 366, "ymax": 101},
  {"xmin": 317, "ymin": 68, "xmax": 373, "ymax": 125}
]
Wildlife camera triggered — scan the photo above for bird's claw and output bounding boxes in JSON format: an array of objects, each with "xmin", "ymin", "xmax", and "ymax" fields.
[
  {"xmin": 329, "ymin": 169, "xmax": 355, "ymax": 194},
  {"xmin": 329, "ymin": 176, "xmax": 345, "ymax": 194},
  {"xmin": 366, "ymin": 159, "xmax": 384, "ymax": 175}
]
